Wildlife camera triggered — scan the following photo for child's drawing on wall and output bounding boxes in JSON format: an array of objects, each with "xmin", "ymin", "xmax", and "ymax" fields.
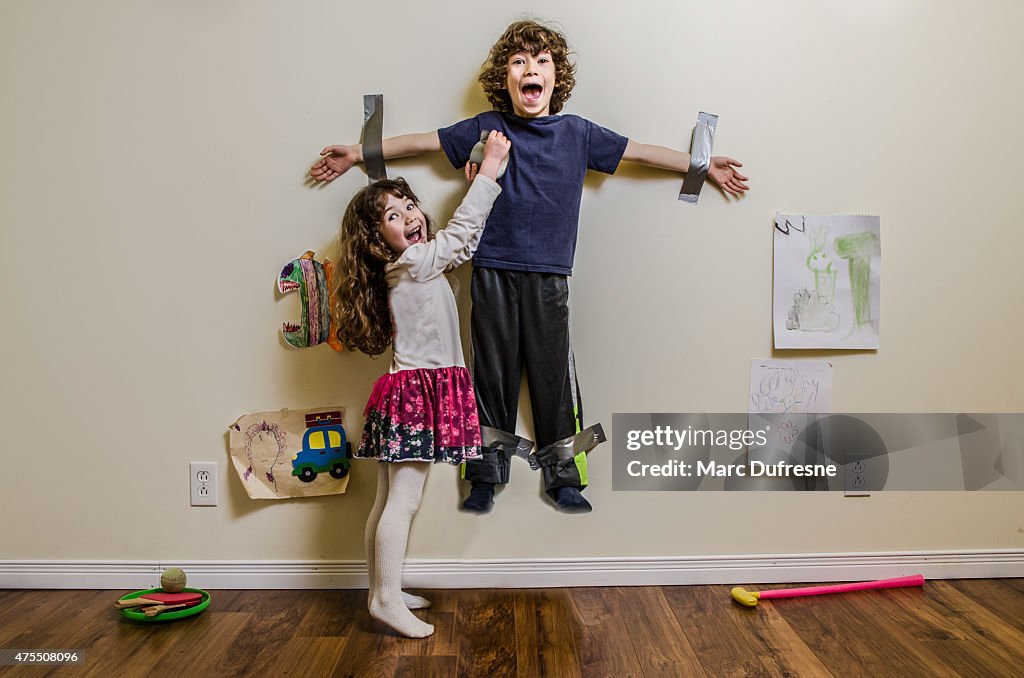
[
  {"xmin": 749, "ymin": 359, "xmax": 832, "ymax": 414},
  {"xmin": 774, "ymin": 215, "xmax": 880, "ymax": 349}
]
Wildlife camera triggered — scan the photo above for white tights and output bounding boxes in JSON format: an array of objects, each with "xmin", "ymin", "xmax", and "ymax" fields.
[{"xmin": 364, "ymin": 462, "xmax": 434, "ymax": 638}]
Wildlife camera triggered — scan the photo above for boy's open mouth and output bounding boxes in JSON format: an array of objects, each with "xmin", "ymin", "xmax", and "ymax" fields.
[
  {"xmin": 521, "ymin": 83, "xmax": 544, "ymax": 102},
  {"xmin": 405, "ymin": 225, "xmax": 423, "ymax": 243}
]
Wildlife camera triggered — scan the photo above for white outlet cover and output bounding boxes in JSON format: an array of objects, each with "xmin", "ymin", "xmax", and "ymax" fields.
[{"xmin": 190, "ymin": 461, "xmax": 218, "ymax": 506}]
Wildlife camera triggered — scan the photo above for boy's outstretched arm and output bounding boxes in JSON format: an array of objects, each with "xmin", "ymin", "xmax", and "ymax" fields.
[
  {"xmin": 621, "ymin": 140, "xmax": 750, "ymax": 197},
  {"xmin": 309, "ymin": 131, "xmax": 441, "ymax": 183}
]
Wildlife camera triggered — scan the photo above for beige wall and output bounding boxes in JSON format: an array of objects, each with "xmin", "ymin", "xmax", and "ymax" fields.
[{"xmin": 2, "ymin": 0, "xmax": 1022, "ymax": 564}]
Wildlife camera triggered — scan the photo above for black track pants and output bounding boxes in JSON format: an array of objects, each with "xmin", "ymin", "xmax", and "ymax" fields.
[{"xmin": 463, "ymin": 267, "xmax": 584, "ymax": 486}]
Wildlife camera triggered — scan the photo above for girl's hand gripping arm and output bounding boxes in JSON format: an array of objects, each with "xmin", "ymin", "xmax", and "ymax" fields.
[{"xmin": 473, "ymin": 130, "xmax": 511, "ymax": 181}]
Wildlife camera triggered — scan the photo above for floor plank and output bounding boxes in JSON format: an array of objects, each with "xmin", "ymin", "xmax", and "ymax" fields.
[
  {"xmin": 513, "ymin": 589, "xmax": 581, "ymax": 678},
  {"xmin": 394, "ymin": 656, "xmax": 457, "ymax": 678},
  {"xmin": 267, "ymin": 636, "xmax": 347, "ymax": 678},
  {"xmin": 293, "ymin": 589, "xmax": 362, "ymax": 639},
  {"xmin": 922, "ymin": 581, "xmax": 1024, "ymax": 668},
  {"xmin": 454, "ymin": 589, "xmax": 516, "ymax": 678},
  {"xmin": 0, "ymin": 591, "xmax": 83, "ymax": 648},
  {"xmin": 213, "ymin": 589, "xmax": 320, "ymax": 676},
  {"xmin": 771, "ymin": 582, "xmax": 959, "ymax": 677},
  {"xmin": 615, "ymin": 586, "xmax": 707, "ymax": 677},
  {"xmin": 144, "ymin": 610, "xmax": 253, "ymax": 677},
  {"xmin": 948, "ymin": 579, "xmax": 1024, "ymax": 631},
  {"xmin": 328, "ymin": 611, "xmax": 403, "ymax": 678},
  {"xmin": 729, "ymin": 597, "xmax": 836, "ymax": 677},
  {"xmin": 569, "ymin": 587, "xmax": 645, "ymax": 678},
  {"xmin": 663, "ymin": 584, "xmax": 769, "ymax": 677}
]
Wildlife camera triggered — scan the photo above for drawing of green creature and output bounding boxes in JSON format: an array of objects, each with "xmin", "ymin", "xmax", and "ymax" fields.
[
  {"xmin": 834, "ymin": 231, "xmax": 879, "ymax": 328},
  {"xmin": 786, "ymin": 226, "xmax": 841, "ymax": 333},
  {"xmin": 806, "ymin": 226, "xmax": 837, "ymax": 301}
]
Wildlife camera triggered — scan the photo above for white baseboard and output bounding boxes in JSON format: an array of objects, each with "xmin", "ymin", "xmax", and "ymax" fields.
[{"xmin": 1, "ymin": 550, "xmax": 1021, "ymax": 590}]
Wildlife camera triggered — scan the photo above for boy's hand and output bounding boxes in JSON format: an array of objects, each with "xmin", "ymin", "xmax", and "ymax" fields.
[
  {"xmin": 310, "ymin": 145, "xmax": 361, "ymax": 183},
  {"xmin": 475, "ymin": 131, "xmax": 511, "ymax": 181},
  {"xmin": 708, "ymin": 156, "xmax": 749, "ymax": 196}
]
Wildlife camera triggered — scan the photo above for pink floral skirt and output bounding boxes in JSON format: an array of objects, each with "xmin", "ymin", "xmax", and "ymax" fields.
[{"xmin": 355, "ymin": 366, "xmax": 483, "ymax": 464}]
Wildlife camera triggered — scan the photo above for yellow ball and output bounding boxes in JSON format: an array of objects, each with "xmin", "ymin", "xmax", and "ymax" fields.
[{"xmin": 160, "ymin": 567, "xmax": 187, "ymax": 593}]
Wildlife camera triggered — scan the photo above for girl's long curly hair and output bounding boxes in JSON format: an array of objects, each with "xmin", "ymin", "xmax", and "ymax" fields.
[
  {"xmin": 333, "ymin": 178, "xmax": 433, "ymax": 356},
  {"xmin": 479, "ymin": 20, "xmax": 577, "ymax": 115}
]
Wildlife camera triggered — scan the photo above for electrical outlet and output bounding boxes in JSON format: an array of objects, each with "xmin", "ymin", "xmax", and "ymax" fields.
[
  {"xmin": 845, "ymin": 456, "xmax": 871, "ymax": 497},
  {"xmin": 190, "ymin": 461, "xmax": 217, "ymax": 506}
]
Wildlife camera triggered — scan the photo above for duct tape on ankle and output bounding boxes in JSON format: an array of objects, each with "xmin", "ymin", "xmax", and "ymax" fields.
[
  {"xmin": 678, "ymin": 111, "xmax": 717, "ymax": 204},
  {"xmin": 533, "ymin": 424, "xmax": 607, "ymax": 467},
  {"xmin": 481, "ymin": 426, "xmax": 537, "ymax": 468}
]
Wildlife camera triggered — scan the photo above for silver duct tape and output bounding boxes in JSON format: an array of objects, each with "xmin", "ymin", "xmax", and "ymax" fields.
[
  {"xmin": 678, "ymin": 111, "xmax": 717, "ymax": 204},
  {"xmin": 481, "ymin": 425, "xmax": 536, "ymax": 466},
  {"xmin": 516, "ymin": 438, "xmax": 538, "ymax": 469},
  {"xmin": 533, "ymin": 423, "xmax": 607, "ymax": 465},
  {"xmin": 362, "ymin": 94, "xmax": 386, "ymax": 182},
  {"xmin": 468, "ymin": 130, "xmax": 509, "ymax": 179}
]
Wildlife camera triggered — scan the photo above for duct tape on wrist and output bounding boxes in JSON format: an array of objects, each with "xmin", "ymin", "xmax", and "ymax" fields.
[
  {"xmin": 678, "ymin": 111, "xmax": 717, "ymax": 204},
  {"xmin": 361, "ymin": 94, "xmax": 386, "ymax": 182}
]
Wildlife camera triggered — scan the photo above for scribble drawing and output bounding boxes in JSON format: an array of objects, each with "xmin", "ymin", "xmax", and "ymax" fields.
[
  {"xmin": 244, "ymin": 420, "xmax": 288, "ymax": 493},
  {"xmin": 775, "ymin": 216, "xmax": 807, "ymax": 236},
  {"xmin": 806, "ymin": 226, "xmax": 837, "ymax": 301},
  {"xmin": 778, "ymin": 419, "xmax": 800, "ymax": 443},
  {"xmin": 834, "ymin": 231, "xmax": 878, "ymax": 328},
  {"xmin": 751, "ymin": 367, "xmax": 821, "ymax": 414},
  {"xmin": 786, "ymin": 288, "xmax": 840, "ymax": 332}
]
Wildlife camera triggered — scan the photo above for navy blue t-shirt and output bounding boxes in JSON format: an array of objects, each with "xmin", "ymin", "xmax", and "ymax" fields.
[{"xmin": 438, "ymin": 111, "xmax": 628, "ymax": 275}]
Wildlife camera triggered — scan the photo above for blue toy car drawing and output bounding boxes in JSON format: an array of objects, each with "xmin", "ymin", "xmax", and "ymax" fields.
[{"xmin": 292, "ymin": 411, "xmax": 352, "ymax": 482}]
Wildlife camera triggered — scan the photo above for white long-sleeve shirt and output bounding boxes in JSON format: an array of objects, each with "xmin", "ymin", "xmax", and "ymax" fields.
[{"xmin": 384, "ymin": 175, "xmax": 501, "ymax": 373}]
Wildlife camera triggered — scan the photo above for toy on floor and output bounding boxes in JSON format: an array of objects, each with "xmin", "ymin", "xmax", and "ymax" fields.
[
  {"xmin": 160, "ymin": 567, "xmax": 187, "ymax": 593},
  {"xmin": 731, "ymin": 574, "xmax": 925, "ymax": 607},
  {"xmin": 115, "ymin": 588, "xmax": 211, "ymax": 622},
  {"xmin": 114, "ymin": 591, "xmax": 203, "ymax": 609}
]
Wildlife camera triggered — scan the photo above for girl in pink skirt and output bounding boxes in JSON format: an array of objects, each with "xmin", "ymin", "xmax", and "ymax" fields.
[{"xmin": 333, "ymin": 131, "xmax": 510, "ymax": 637}]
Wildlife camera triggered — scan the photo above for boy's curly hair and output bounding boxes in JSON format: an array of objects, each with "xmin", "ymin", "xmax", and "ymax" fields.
[
  {"xmin": 479, "ymin": 20, "xmax": 576, "ymax": 115},
  {"xmin": 333, "ymin": 178, "xmax": 433, "ymax": 357}
]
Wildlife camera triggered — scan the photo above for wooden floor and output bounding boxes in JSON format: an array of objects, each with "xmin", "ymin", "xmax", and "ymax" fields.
[{"xmin": 0, "ymin": 579, "xmax": 1022, "ymax": 677}]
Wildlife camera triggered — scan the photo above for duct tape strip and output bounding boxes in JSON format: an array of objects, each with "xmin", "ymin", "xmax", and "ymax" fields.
[
  {"xmin": 469, "ymin": 131, "xmax": 510, "ymax": 179},
  {"xmin": 678, "ymin": 111, "xmax": 718, "ymax": 204},
  {"xmin": 533, "ymin": 423, "xmax": 607, "ymax": 467},
  {"xmin": 362, "ymin": 94, "xmax": 386, "ymax": 182},
  {"xmin": 481, "ymin": 426, "xmax": 537, "ymax": 468}
]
